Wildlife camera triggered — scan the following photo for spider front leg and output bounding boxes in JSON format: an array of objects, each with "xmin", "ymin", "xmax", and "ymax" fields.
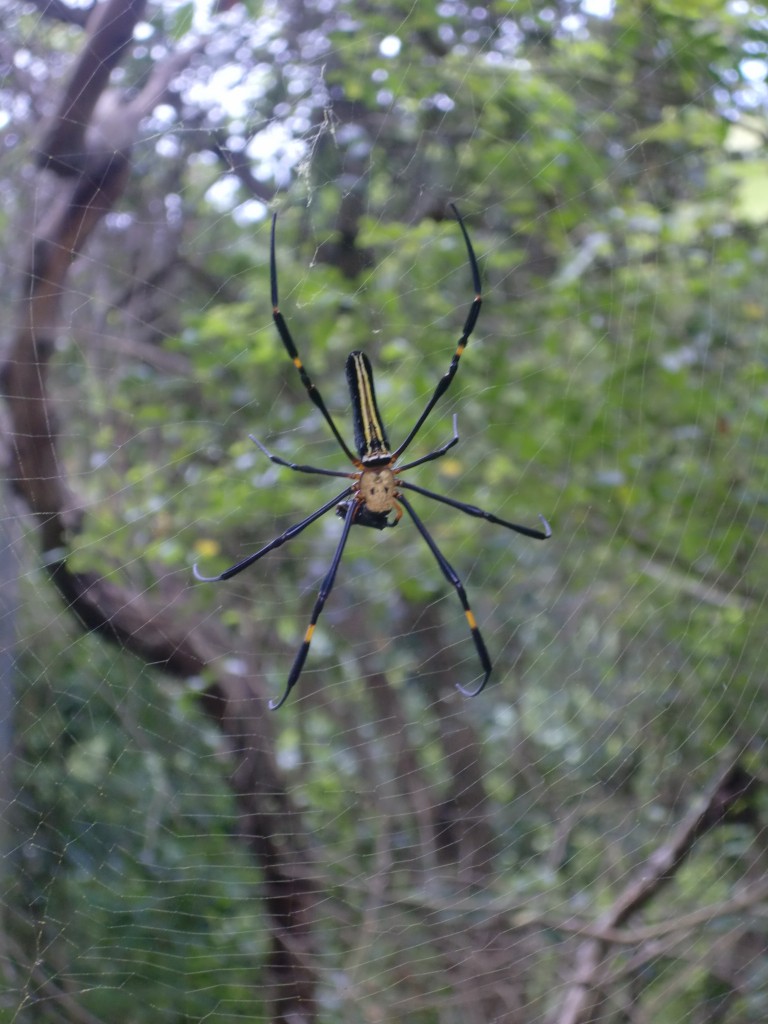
[
  {"xmin": 192, "ymin": 486, "xmax": 353, "ymax": 582},
  {"xmin": 269, "ymin": 497, "xmax": 358, "ymax": 710},
  {"xmin": 398, "ymin": 493, "xmax": 492, "ymax": 697}
]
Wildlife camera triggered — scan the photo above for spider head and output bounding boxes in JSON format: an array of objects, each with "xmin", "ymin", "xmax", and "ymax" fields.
[{"xmin": 335, "ymin": 500, "xmax": 398, "ymax": 530}]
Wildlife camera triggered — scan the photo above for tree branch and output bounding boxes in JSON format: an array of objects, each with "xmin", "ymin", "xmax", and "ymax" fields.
[
  {"xmin": 2, "ymin": 8, "xmax": 321, "ymax": 1022},
  {"xmin": 554, "ymin": 759, "xmax": 758, "ymax": 1024},
  {"xmin": 36, "ymin": 0, "xmax": 148, "ymax": 175},
  {"xmin": 26, "ymin": 0, "xmax": 95, "ymax": 27}
]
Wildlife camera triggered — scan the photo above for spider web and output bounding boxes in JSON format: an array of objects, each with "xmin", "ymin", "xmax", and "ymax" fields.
[{"xmin": 2, "ymin": 2, "xmax": 767, "ymax": 1023}]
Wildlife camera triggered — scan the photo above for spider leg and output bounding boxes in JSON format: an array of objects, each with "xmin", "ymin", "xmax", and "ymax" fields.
[
  {"xmin": 269, "ymin": 497, "xmax": 358, "ymax": 710},
  {"xmin": 192, "ymin": 486, "xmax": 353, "ymax": 582},
  {"xmin": 400, "ymin": 480, "xmax": 551, "ymax": 540},
  {"xmin": 397, "ymin": 415, "xmax": 460, "ymax": 473},
  {"xmin": 392, "ymin": 205, "xmax": 482, "ymax": 460},
  {"xmin": 249, "ymin": 434, "xmax": 354, "ymax": 479},
  {"xmin": 398, "ymin": 494, "xmax": 491, "ymax": 698},
  {"xmin": 270, "ymin": 214, "xmax": 358, "ymax": 463}
]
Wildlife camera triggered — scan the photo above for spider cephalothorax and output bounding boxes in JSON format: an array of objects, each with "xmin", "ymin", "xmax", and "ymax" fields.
[{"xmin": 195, "ymin": 206, "xmax": 551, "ymax": 709}]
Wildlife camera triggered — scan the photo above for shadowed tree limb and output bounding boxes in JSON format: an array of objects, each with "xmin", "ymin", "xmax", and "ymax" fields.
[
  {"xmin": 27, "ymin": 0, "xmax": 95, "ymax": 27},
  {"xmin": 35, "ymin": 0, "xmax": 147, "ymax": 175},
  {"xmin": 554, "ymin": 759, "xmax": 758, "ymax": 1024},
  {"xmin": 1, "ymin": 4, "xmax": 319, "ymax": 1021}
]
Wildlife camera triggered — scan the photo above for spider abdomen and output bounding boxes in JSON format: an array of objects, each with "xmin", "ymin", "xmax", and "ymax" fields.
[{"xmin": 346, "ymin": 351, "xmax": 390, "ymax": 461}]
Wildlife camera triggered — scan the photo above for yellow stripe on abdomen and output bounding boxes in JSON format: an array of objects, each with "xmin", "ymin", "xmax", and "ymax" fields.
[{"xmin": 348, "ymin": 351, "xmax": 389, "ymax": 458}]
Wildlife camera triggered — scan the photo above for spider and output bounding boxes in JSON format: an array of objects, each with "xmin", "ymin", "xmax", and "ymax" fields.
[{"xmin": 194, "ymin": 205, "xmax": 551, "ymax": 709}]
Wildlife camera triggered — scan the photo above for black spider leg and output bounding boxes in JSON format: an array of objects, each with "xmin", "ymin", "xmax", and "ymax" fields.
[
  {"xmin": 192, "ymin": 486, "xmax": 353, "ymax": 582},
  {"xmin": 269, "ymin": 497, "xmax": 359, "ymax": 710},
  {"xmin": 392, "ymin": 205, "xmax": 482, "ymax": 461},
  {"xmin": 397, "ymin": 493, "xmax": 491, "ymax": 698},
  {"xmin": 249, "ymin": 435, "xmax": 354, "ymax": 480},
  {"xmin": 400, "ymin": 480, "xmax": 552, "ymax": 540},
  {"xmin": 270, "ymin": 214, "xmax": 358, "ymax": 463},
  {"xmin": 397, "ymin": 414, "xmax": 459, "ymax": 473}
]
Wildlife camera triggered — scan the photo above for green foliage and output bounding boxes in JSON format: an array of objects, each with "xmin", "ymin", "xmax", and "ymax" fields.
[
  {"xmin": 9, "ymin": 586, "xmax": 266, "ymax": 1021},
  {"xmin": 4, "ymin": 0, "xmax": 768, "ymax": 1021}
]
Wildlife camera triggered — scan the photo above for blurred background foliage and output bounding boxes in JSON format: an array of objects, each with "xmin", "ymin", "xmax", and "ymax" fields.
[{"xmin": 2, "ymin": 0, "xmax": 767, "ymax": 1021}]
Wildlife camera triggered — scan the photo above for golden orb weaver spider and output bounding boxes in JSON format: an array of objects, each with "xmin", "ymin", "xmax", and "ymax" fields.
[{"xmin": 194, "ymin": 205, "xmax": 551, "ymax": 709}]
